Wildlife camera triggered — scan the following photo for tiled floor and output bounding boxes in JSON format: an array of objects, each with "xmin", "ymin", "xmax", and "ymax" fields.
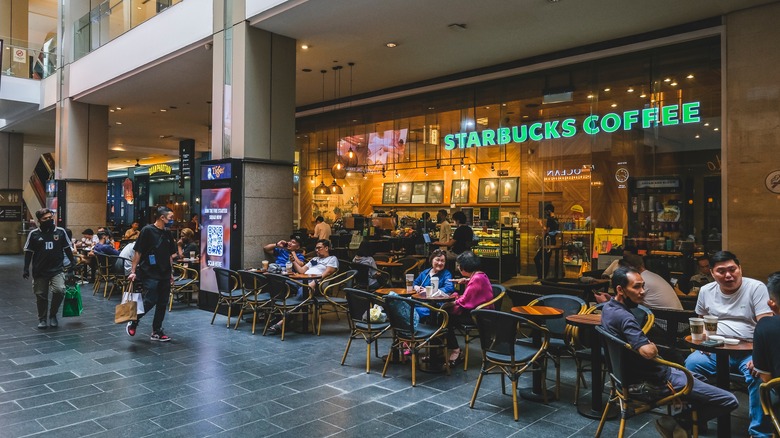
[{"xmin": 0, "ymin": 254, "xmax": 750, "ymax": 437}]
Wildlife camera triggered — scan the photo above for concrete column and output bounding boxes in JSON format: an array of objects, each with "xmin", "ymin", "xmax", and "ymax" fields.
[
  {"xmin": 212, "ymin": 17, "xmax": 297, "ymax": 268},
  {"xmin": 54, "ymin": 98, "xmax": 108, "ymax": 230},
  {"xmin": 0, "ymin": 133, "xmax": 24, "ymax": 254},
  {"xmin": 0, "ymin": 0, "xmax": 30, "ymax": 78},
  {"xmin": 725, "ymin": 2, "xmax": 780, "ymax": 279}
]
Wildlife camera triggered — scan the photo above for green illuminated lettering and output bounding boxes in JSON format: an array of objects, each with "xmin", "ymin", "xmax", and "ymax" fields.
[
  {"xmin": 561, "ymin": 118, "xmax": 577, "ymax": 137},
  {"xmin": 623, "ymin": 110, "xmax": 639, "ymax": 131},
  {"xmin": 682, "ymin": 102, "xmax": 700, "ymax": 123},
  {"xmin": 544, "ymin": 121, "xmax": 561, "ymax": 139},
  {"xmin": 529, "ymin": 123, "xmax": 543, "ymax": 141},
  {"xmin": 601, "ymin": 113, "xmax": 620, "ymax": 133},
  {"xmin": 481, "ymin": 129, "xmax": 496, "ymax": 146},
  {"xmin": 497, "ymin": 127, "xmax": 511, "ymax": 144},
  {"xmin": 642, "ymin": 107, "xmax": 658, "ymax": 128},
  {"xmin": 661, "ymin": 105, "xmax": 679, "ymax": 125},
  {"xmin": 466, "ymin": 131, "xmax": 481, "ymax": 148},
  {"xmin": 456, "ymin": 133, "xmax": 468, "ymax": 148},
  {"xmin": 444, "ymin": 134, "xmax": 456, "ymax": 150},
  {"xmin": 511, "ymin": 125, "xmax": 528, "ymax": 143},
  {"xmin": 583, "ymin": 115, "xmax": 599, "ymax": 134}
]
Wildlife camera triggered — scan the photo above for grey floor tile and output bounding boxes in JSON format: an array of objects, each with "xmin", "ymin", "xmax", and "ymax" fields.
[
  {"xmin": 270, "ymin": 419, "xmax": 343, "ymax": 438},
  {"xmin": 387, "ymin": 419, "xmax": 459, "ymax": 437},
  {"xmin": 330, "ymin": 419, "xmax": 403, "ymax": 438},
  {"xmin": 320, "ymin": 400, "xmax": 396, "ymax": 429},
  {"xmin": 267, "ymin": 399, "xmax": 344, "ymax": 430}
]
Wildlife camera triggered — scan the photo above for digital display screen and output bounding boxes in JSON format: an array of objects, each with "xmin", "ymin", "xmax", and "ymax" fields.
[
  {"xmin": 199, "ymin": 187, "xmax": 231, "ymax": 292},
  {"xmin": 201, "ymin": 163, "xmax": 232, "ymax": 181}
]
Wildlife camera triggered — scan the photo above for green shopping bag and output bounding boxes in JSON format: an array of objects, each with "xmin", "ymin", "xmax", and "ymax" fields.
[{"xmin": 62, "ymin": 284, "xmax": 83, "ymax": 317}]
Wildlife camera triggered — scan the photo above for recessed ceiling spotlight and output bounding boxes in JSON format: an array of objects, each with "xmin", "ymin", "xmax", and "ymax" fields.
[
  {"xmin": 664, "ymin": 78, "xmax": 671, "ymax": 82},
  {"xmin": 670, "ymin": 82, "xmax": 678, "ymax": 86},
  {"xmin": 385, "ymin": 42, "xmax": 398, "ymax": 48},
  {"xmin": 502, "ymin": 103, "xmax": 507, "ymax": 106},
  {"xmin": 603, "ymin": 88, "xmax": 610, "ymax": 92},
  {"xmin": 611, "ymin": 103, "xmax": 617, "ymax": 108},
  {"xmin": 115, "ymin": 121, "xmax": 122, "ymax": 125},
  {"xmin": 522, "ymin": 115, "xmax": 529, "ymax": 119},
  {"xmin": 704, "ymin": 122, "xmax": 710, "ymax": 126},
  {"xmin": 713, "ymin": 127, "xmax": 719, "ymax": 131},
  {"xmin": 109, "ymin": 109, "xmax": 115, "ymax": 112},
  {"xmin": 695, "ymin": 134, "xmax": 700, "ymax": 139},
  {"xmin": 301, "ymin": 44, "xmax": 310, "ymax": 50},
  {"xmin": 640, "ymin": 93, "xmax": 647, "ymax": 98},
  {"xmin": 587, "ymin": 94, "xmax": 594, "ymax": 99},
  {"xmin": 302, "ymin": 68, "xmax": 312, "ymax": 72},
  {"xmin": 160, "ymin": 109, "xmax": 167, "ymax": 112},
  {"xmin": 687, "ymin": 74, "xmax": 694, "ymax": 79},
  {"xmin": 115, "ymin": 107, "xmax": 122, "ymax": 110},
  {"xmin": 627, "ymin": 87, "xmax": 634, "ymax": 93}
]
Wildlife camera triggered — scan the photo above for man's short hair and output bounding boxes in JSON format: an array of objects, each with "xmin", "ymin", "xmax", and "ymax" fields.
[
  {"xmin": 289, "ymin": 234, "xmax": 302, "ymax": 245},
  {"xmin": 767, "ymin": 272, "xmax": 780, "ymax": 303},
  {"xmin": 315, "ymin": 216, "xmax": 324, "ymax": 223},
  {"xmin": 612, "ymin": 266, "xmax": 640, "ymax": 291},
  {"xmin": 317, "ymin": 239, "xmax": 330, "ymax": 248},
  {"xmin": 623, "ymin": 253, "xmax": 645, "ymax": 270},
  {"xmin": 709, "ymin": 250, "xmax": 739, "ymax": 268},
  {"xmin": 696, "ymin": 255, "xmax": 709, "ymax": 265},
  {"xmin": 157, "ymin": 206, "xmax": 173, "ymax": 219},
  {"xmin": 438, "ymin": 209, "xmax": 448, "ymax": 217},
  {"xmin": 97, "ymin": 231, "xmax": 108, "ymax": 239},
  {"xmin": 452, "ymin": 211, "xmax": 467, "ymax": 224},
  {"xmin": 82, "ymin": 228, "xmax": 94, "ymax": 236},
  {"xmin": 35, "ymin": 208, "xmax": 52, "ymax": 220}
]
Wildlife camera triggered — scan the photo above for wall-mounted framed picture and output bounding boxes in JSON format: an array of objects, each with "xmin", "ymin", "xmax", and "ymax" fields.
[
  {"xmin": 477, "ymin": 178, "xmax": 499, "ymax": 203},
  {"xmin": 411, "ymin": 182, "xmax": 428, "ymax": 203},
  {"xmin": 396, "ymin": 182, "xmax": 412, "ymax": 203},
  {"xmin": 382, "ymin": 183, "xmax": 397, "ymax": 204},
  {"xmin": 451, "ymin": 180, "xmax": 470, "ymax": 204},
  {"xmin": 498, "ymin": 177, "xmax": 520, "ymax": 203},
  {"xmin": 427, "ymin": 181, "xmax": 444, "ymax": 204}
]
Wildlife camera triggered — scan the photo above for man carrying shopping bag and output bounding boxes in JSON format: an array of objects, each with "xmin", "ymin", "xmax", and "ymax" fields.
[{"xmin": 125, "ymin": 206, "xmax": 178, "ymax": 341}]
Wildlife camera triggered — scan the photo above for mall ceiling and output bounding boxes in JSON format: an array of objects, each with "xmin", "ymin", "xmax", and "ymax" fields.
[{"xmin": 7, "ymin": 0, "xmax": 778, "ymax": 170}]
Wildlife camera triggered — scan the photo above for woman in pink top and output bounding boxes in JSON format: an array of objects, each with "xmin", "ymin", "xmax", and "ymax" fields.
[{"xmin": 444, "ymin": 251, "xmax": 495, "ymax": 365}]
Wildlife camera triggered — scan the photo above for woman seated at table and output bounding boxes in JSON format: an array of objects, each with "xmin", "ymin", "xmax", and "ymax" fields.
[
  {"xmin": 412, "ymin": 249, "xmax": 455, "ymax": 319},
  {"xmin": 175, "ymin": 228, "xmax": 199, "ymax": 261},
  {"xmin": 352, "ymin": 241, "xmax": 380, "ymax": 290},
  {"xmin": 443, "ymin": 251, "xmax": 494, "ymax": 365}
]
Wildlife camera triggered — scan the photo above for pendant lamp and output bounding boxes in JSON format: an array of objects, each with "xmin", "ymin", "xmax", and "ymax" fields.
[
  {"xmin": 314, "ymin": 181, "xmax": 330, "ymax": 194},
  {"xmin": 346, "ymin": 147, "xmax": 358, "ymax": 167},
  {"xmin": 329, "ymin": 179, "xmax": 343, "ymax": 194},
  {"xmin": 331, "ymin": 157, "xmax": 347, "ymax": 179}
]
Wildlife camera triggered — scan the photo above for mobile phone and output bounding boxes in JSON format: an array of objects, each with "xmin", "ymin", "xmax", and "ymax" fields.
[{"xmin": 701, "ymin": 339, "xmax": 723, "ymax": 347}]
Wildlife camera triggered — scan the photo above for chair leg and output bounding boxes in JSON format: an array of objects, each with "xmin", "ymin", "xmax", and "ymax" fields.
[
  {"xmin": 234, "ymin": 307, "xmax": 245, "ymax": 330},
  {"xmin": 225, "ymin": 302, "xmax": 232, "ymax": 328},
  {"xmin": 341, "ymin": 335, "xmax": 353, "ymax": 365},
  {"xmin": 210, "ymin": 300, "xmax": 221, "ymax": 324},
  {"xmin": 470, "ymin": 371, "xmax": 485, "ymax": 408},
  {"xmin": 381, "ymin": 342, "xmax": 393, "ymax": 377},
  {"xmin": 511, "ymin": 377, "xmax": 519, "ymax": 421},
  {"xmin": 617, "ymin": 418, "xmax": 626, "ymax": 438},
  {"xmin": 280, "ymin": 314, "xmax": 286, "ymax": 341},
  {"xmin": 463, "ymin": 335, "xmax": 470, "ymax": 371},
  {"xmin": 555, "ymin": 357, "xmax": 561, "ymax": 400},
  {"xmin": 411, "ymin": 350, "xmax": 417, "ymax": 387},
  {"xmin": 251, "ymin": 312, "xmax": 258, "ymax": 335},
  {"xmin": 365, "ymin": 341, "xmax": 371, "ymax": 374},
  {"xmin": 594, "ymin": 396, "xmax": 612, "ymax": 437},
  {"xmin": 168, "ymin": 291, "xmax": 174, "ymax": 312}
]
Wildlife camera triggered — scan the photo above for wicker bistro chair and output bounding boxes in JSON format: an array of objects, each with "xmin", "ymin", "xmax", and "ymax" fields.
[
  {"xmin": 169, "ymin": 263, "xmax": 199, "ymax": 311},
  {"xmin": 646, "ymin": 307, "xmax": 698, "ymax": 365},
  {"xmin": 234, "ymin": 270, "xmax": 271, "ymax": 334},
  {"xmin": 390, "ymin": 257, "xmax": 424, "ymax": 287},
  {"xmin": 210, "ymin": 267, "xmax": 243, "ymax": 328},
  {"xmin": 760, "ymin": 376, "xmax": 780, "ymax": 436},
  {"xmin": 314, "ymin": 269, "xmax": 356, "ymax": 335},
  {"xmin": 594, "ymin": 325, "xmax": 698, "ymax": 438},
  {"xmin": 341, "ymin": 288, "xmax": 392, "ymax": 373},
  {"xmin": 569, "ymin": 302, "xmax": 655, "ymax": 404},
  {"xmin": 518, "ymin": 294, "xmax": 587, "ymax": 400},
  {"xmin": 263, "ymin": 273, "xmax": 315, "ymax": 341},
  {"xmin": 469, "ymin": 309, "xmax": 551, "ymax": 421},
  {"xmin": 457, "ymin": 284, "xmax": 506, "ymax": 371},
  {"xmin": 92, "ymin": 252, "xmax": 117, "ymax": 298},
  {"xmin": 352, "ymin": 263, "xmax": 390, "ymax": 291},
  {"xmin": 382, "ymin": 295, "xmax": 450, "ymax": 387}
]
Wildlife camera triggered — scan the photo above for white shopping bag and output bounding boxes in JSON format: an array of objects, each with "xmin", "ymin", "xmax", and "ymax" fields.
[{"xmin": 121, "ymin": 290, "xmax": 145, "ymax": 314}]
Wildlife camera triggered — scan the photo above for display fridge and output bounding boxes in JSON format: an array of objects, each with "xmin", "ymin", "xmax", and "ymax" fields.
[{"xmin": 198, "ymin": 159, "xmax": 244, "ymax": 311}]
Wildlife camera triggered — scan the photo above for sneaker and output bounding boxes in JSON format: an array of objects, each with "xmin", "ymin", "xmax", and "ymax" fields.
[
  {"xmin": 48, "ymin": 316, "xmax": 58, "ymax": 328},
  {"xmin": 655, "ymin": 415, "xmax": 689, "ymax": 438},
  {"xmin": 37, "ymin": 319, "xmax": 48, "ymax": 329},
  {"xmin": 150, "ymin": 330, "xmax": 171, "ymax": 342},
  {"xmin": 126, "ymin": 321, "xmax": 137, "ymax": 337}
]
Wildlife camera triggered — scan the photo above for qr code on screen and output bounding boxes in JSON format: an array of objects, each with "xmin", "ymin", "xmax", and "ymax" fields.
[{"xmin": 206, "ymin": 225, "xmax": 224, "ymax": 256}]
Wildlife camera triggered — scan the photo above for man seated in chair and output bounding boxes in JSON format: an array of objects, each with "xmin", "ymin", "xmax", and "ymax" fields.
[
  {"xmin": 602, "ymin": 266, "xmax": 738, "ymax": 437},
  {"xmin": 89, "ymin": 231, "xmax": 119, "ymax": 258},
  {"xmin": 752, "ymin": 272, "xmax": 780, "ymax": 382}
]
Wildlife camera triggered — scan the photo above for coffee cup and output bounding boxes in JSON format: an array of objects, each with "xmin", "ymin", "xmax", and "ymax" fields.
[
  {"xmin": 423, "ymin": 285, "xmax": 432, "ymax": 297},
  {"xmin": 689, "ymin": 317, "xmax": 705, "ymax": 341},
  {"xmin": 431, "ymin": 278, "xmax": 439, "ymax": 294},
  {"xmin": 703, "ymin": 315, "xmax": 718, "ymax": 337},
  {"xmin": 189, "ymin": 251, "xmax": 196, "ymax": 260},
  {"xmin": 262, "ymin": 260, "xmax": 269, "ymax": 271},
  {"xmin": 406, "ymin": 274, "xmax": 414, "ymax": 292}
]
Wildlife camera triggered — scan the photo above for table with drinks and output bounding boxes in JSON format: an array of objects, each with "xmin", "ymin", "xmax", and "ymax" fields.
[{"xmin": 686, "ymin": 315, "xmax": 752, "ymax": 438}]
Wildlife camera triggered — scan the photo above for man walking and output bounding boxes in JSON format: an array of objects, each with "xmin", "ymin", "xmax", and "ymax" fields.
[
  {"xmin": 23, "ymin": 208, "xmax": 76, "ymax": 329},
  {"xmin": 126, "ymin": 206, "xmax": 178, "ymax": 341}
]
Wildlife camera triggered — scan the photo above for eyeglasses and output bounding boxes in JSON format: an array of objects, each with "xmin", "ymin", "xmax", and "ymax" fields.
[{"xmin": 315, "ymin": 246, "xmax": 325, "ymax": 250}]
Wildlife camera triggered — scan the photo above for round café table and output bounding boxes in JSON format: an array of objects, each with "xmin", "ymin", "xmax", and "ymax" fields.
[
  {"xmin": 685, "ymin": 335, "xmax": 753, "ymax": 438},
  {"xmin": 511, "ymin": 305, "xmax": 563, "ymax": 402},
  {"xmin": 565, "ymin": 313, "xmax": 616, "ymax": 419},
  {"xmin": 374, "ymin": 288, "xmax": 415, "ymax": 296}
]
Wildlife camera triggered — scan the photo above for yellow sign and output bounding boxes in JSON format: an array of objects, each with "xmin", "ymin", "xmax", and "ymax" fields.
[{"xmin": 149, "ymin": 164, "xmax": 173, "ymax": 175}]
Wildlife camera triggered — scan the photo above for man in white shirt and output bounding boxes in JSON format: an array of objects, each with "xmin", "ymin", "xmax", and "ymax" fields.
[
  {"xmin": 685, "ymin": 251, "xmax": 773, "ymax": 437},
  {"xmin": 624, "ymin": 253, "xmax": 682, "ymax": 310},
  {"xmin": 310, "ymin": 216, "xmax": 332, "ymax": 241}
]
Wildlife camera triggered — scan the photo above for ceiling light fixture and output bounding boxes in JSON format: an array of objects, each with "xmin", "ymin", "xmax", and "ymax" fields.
[
  {"xmin": 627, "ymin": 87, "xmax": 634, "ymax": 93},
  {"xmin": 314, "ymin": 181, "xmax": 330, "ymax": 194},
  {"xmin": 490, "ymin": 163, "xmax": 495, "ymax": 172},
  {"xmin": 424, "ymin": 168, "xmax": 428, "ymax": 176},
  {"xmin": 301, "ymin": 44, "xmax": 309, "ymax": 50},
  {"xmin": 385, "ymin": 42, "xmax": 397, "ymax": 48},
  {"xmin": 686, "ymin": 74, "xmax": 694, "ymax": 79},
  {"xmin": 329, "ymin": 180, "xmax": 343, "ymax": 194}
]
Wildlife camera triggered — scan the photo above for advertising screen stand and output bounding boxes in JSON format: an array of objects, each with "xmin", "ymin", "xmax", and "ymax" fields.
[{"xmin": 198, "ymin": 159, "xmax": 243, "ymax": 313}]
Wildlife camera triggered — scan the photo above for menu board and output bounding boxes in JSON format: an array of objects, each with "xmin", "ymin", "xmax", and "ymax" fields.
[
  {"xmin": 451, "ymin": 180, "xmax": 469, "ymax": 204},
  {"xmin": 499, "ymin": 177, "xmax": 519, "ymax": 203},
  {"xmin": 396, "ymin": 182, "xmax": 412, "ymax": 203},
  {"xmin": 382, "ymin": 183, "xmax": 397, "ymax": 204},
  {"xmin": 411, "ymin": 182, "xmax": 428, "ymax": 203},
  {"xmin": 427, "ymin": 181, "xmax": 444, "ymax": 204},
  {"xmin": 478, "ymin": 178, "xmax": 499, "ymax": 203}
]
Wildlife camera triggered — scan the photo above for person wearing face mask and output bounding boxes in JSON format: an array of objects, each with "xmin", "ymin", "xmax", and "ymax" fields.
[
  {"xmin": 23, "ymin": 208, "xmax": 76, "ymax": 329},
  {"xmin": 601, "ymin": 266, "xmax": 738, "ymax": 437},
  {"xmin": 126, "ymin": 206, "xmax": 178, "ymax": 342}
]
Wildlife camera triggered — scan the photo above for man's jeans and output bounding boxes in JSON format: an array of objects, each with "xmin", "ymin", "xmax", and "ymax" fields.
[
  {"xmin": 136, "ymin": 277, "xmax": 171, "ymax": 332},
  {"xmin": 686, "ymin": 350, "xmax": 771, "ymax": 437}
]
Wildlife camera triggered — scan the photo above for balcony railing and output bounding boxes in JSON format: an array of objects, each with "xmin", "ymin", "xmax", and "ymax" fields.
[
  {"xmin": 1, "ymin": 38, "xmax": 57, "ymax": 80},
  {"xmin": 74, "ymin": 0, "xmax": 183, "ymax": 61}
]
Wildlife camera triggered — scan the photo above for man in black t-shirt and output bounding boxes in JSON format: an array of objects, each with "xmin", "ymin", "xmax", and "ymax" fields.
[
  {"xmin": 602, "ymin": 266, "xmax": 738, "ymax": 436},
  {"xmin": 751, "ymin": 272, "xmax": 780, "ymax": 381},
  {"xmin": 126, "ymin": 206, "xmax": 178, "ymax": 341},
  {"xmin": 23, "ymin": 208, "xmax": 75, "ymax": 329}
]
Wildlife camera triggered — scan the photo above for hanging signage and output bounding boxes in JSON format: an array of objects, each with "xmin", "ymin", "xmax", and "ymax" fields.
[
  {"xmin": 544, "ymin": 167, "xmax": 591, "ymax": 182},
  {"xmin": 443, "ymin": 101, "xmax": 701, "ymax": 150},
  {"xmin": 13, "ymin": 48, "xmax": 26, "ymax": 63},
  {"xmin": 202, "ymin": 163, "xmax": 231, "ymax": 181},
  {"xmin": 636, "ymin": 178, "xmax": 680, "ymax": 189},
  {"xmin": 148, "ymin": 163, "xmax": 173, "ymax": 175},
  {"xmin": 179, "ymin": 140, "xmax": 194, "ymax": 188},
  {"xmin": 765, "ymin": 170, "xmax": 780, "ymax": 194}
]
